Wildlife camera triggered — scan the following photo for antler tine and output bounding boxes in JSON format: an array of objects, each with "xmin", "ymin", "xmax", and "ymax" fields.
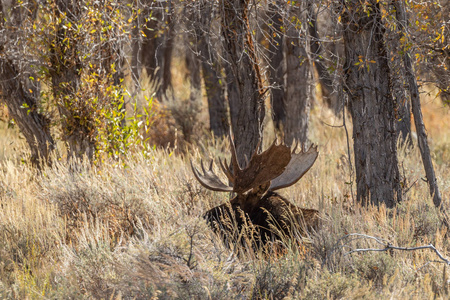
[
  {"xmin": 219, "ymin": 157, "xmax": 234, "ymax": 184},
  {"xmin": 293, "ymin": 140, "xmax": 299, "ymax": 152},
  {"xmin": 208, "ymin": 160, "xmax": 214, "ymax": 171},
  {"xmin": 201, "ymin": 159, "xmax": 207, "ymax": 173},
  {"xmin": 190, "ymin": 159, "xmax": 233, "ymax": 192},
  {"xmin": 228, "ymin": 134, "xmax": 241, "ymax": 172},
  {"xmin": 248, "ymin": 139, "xmax": 262, "ymax": 162}
]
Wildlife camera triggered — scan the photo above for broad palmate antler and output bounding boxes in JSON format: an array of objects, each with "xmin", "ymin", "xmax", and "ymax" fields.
[{"xmin": 191, "ymin": 137, "xmax": 318, "ymax": 195}]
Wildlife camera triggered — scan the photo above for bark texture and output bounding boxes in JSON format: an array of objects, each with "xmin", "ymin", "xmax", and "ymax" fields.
[
  {"xmin": 267, "ymin": 2, "xmax": 313, "ymax": 146},
  {"xmin": 284, "ymin": 4, "xmax": 313, "ymax": 146},
  {"xmin": 387, "ymin": 1, "xmax": 412, "ymax": 144},
  {"xmin": 394, "ymin": 0, "xmax": 442, "ymax": 208},
  {"xmin": 131, "ymin": 0, "xmax": 174, "ymax": 99},
  {"xmin": 220, "ymin": 0, "xmax": 265, "ymax": 167},
  {"xmin": 307, "ymin": 1, "xmax": 340, "ymax": 114},
  {"xmin": 202, "ymin": 56, "xmax": 229, "ymax": 138},
  {"xmin": 341, "ymin": 0, "xmax": 402, "ymax": 207},
  {"xmin": 189, "ymin": 1, "xmax": 229, "ymax": 137},
  {"xmin": 0, "ymin": 0, "xmax": 55, "ymax": 165},
  {"xmin": 0, "ymin": 61, "xmax": 55, "ymax": 165},
  {"xmin": 267, "ymin": 1, "xmax": 286, "ymax": 131}
]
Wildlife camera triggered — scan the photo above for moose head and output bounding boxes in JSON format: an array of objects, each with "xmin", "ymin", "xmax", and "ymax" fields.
[{"xmin": 191, "ymin": 137, "xmax": 319, "ymax": 249}]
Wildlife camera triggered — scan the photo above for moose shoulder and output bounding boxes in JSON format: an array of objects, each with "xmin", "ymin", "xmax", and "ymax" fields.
[{"xmin": 191, "ymin": 138, "xmax": 319, "ymax": 248}]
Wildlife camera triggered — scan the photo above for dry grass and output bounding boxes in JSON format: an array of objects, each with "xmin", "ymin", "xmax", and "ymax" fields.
[{"xmin": 1, "ymin": 89, "xmax": 450, "ymax": 299}]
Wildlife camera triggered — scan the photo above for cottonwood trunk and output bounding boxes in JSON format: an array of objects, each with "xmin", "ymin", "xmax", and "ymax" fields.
[
  {"xmin": 341, "ymin": 0, "xmax": 402, "ymax": 207},
  {"xmin": 394, "ymin": 0, "xmax": 442, "ymax": 208},
  {"xmin": 186, "ymin": 0, "xmax": 229, "ymax": 137},
  {"xmin": 307, "ymin": 1, "xmax": 340, "ymax": 114},
  {"xmin": 160, "ymin": 0, "xmax": 175, "ymax": 99},
  {"xmin": 225, "ymin": 63, "xmax": 240, "ymax": 139},
  {"xmin": 386, "ymin": 1, "xmax": 412, "ymax": 144},
  {"xmin": 282, "ymin": 3, "xmax": 313, "ymax": 146},
  {"xmin": 0, "ymin": 61, "xmax": 55, "ymax": 165},
  {"xmin": 202, "ymin": 56, "xmax": 229, "ymax": 137},
  {"xmin": 197, "ymin": 6, "xmax": 229, "ymax": 137},
  {"xmin": 0, "ymin": 1, "xmax": 55, "ymax": 166},
  {"xmin": 131, "ymin": 0, "xmax": 162, "ymax": 85},
  {"xmin": 284, "ymin": 38, "xmax": 312, "ymax": 146},
  {"xmin": 185, "ymin": 41, "xmax": 202, "ymax": 103},
  {"xmin": 220, "ymin": 0, "xmax": 265, "ymax": 167},
  {"xmin": 132, "ymin": 0, "xmax": 174, "ymax": 99},
  {"xmin": 267, "ymin": 1, "xmax": 285, "ymax": 131}
]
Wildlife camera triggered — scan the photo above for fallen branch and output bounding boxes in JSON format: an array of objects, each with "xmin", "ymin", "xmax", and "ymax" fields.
[{"xmin": 341, "ymin": 234, "xmax": 450, "ymax": 265}]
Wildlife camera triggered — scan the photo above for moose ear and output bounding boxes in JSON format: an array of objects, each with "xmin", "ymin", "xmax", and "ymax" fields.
[{"xmin": 269, "ymin": 144, "xmax": 318, "ymax": 191}]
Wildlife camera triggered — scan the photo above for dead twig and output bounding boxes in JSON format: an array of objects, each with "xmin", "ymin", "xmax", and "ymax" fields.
[{"xmin": 340, "ymin": 233, "xmax": 450, "ymax": 265}]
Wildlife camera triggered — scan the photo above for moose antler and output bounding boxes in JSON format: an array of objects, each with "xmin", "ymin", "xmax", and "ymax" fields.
[
  {"xmin": 190, "ymin": 159, "xmax": 233, "ymax": 192},
  {"xmin": 191, "ymin": 137, "xmax": 318, "ymax": 194},
  {"xmin": 269, "ymin": 143, "xmax": 319, "ymax": 191}
]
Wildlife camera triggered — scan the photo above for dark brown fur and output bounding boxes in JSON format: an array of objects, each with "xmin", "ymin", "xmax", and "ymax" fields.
[{"xmin": 204, "ymin": 191, "xmax": 319, "ymax": 248}]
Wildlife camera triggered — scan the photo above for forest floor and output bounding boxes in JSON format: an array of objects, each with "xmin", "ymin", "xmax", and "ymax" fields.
[{"xmin": 1, "ymin": 87, "xmax": 450, "ymax": 299}]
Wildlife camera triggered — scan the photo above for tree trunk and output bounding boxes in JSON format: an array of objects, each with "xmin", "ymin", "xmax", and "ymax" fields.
[
  {"xmin": 0, "ymin": 0, "xmax": 55, "ymax": 166},
  {"xmin": 160, "ymin": 0, "xmax": 175, "ymax": 99},
  {"xmin": 133, "ymin": 0, "xmax": 174, "ymax": 100},
  {"xmin": 185, "ymin": 40, "xmax": 202, "ymax": 103},
  {"xmin": 185, "ymin": 0, "xmax": 229, "ymax": 137},
  {"xmin": 202, "ymin": 56, "xmax": 229, "ymax": 137},
  {"xmin": 220, "ymin": 0, "xmax": 265, "ymax": 167},
  {"xmin": 225, "ymin": 62, "xmax": 240, "ymax": 137},
  {"xmin": 199, "ymin": 35, "xmax": 230, "ymax": 137},
  {"xmin": 139, "ymin": 1, "xmax": 164, "ymax": 84},
  {"xmin": 130, "ymin": 7, "xmax": 143, "ymax": 90},
  {"xmin": 341, "ymin": 0, "xmax": 402, "ymax": 207},
  {"xmin": 386, "ymin": 1, "xmax": 412, "ymax": 144},
  {"xmin": 0, "ymin": 61, "xmax": 55, "ymax": 165},
  {"xmin": 394, "ymin": 0, "xmax": 442, "ymax": 208},
  {"xmin": 267, "ymin": 1, "xmax": 286, "ymax": 132},
  {"xmin": 307, "ymin": 1, "xmax": 340, "ymax": 114},
  {"xmin": 283, "ymin": 3, "xmax": 313, "ymax": 146},
  {"xmin": 284, "ymin": 39, "xmax": 312, "ymax": 146}
]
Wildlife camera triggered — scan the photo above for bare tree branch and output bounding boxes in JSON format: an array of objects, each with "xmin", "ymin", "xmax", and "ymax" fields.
[{"xmin": 339, "ymin": 234, "xmax": 450, "ymax": 266}]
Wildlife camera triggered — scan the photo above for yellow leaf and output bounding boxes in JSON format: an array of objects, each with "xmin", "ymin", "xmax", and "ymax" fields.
[{"xmin": 29, "ymin": 89, "xmax": 33, "ymax": 94}]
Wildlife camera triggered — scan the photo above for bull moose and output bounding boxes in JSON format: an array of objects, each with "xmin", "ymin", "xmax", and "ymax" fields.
[{"xmin": 191, "ymin": 137, "xmax": 319, "ymax": 249}]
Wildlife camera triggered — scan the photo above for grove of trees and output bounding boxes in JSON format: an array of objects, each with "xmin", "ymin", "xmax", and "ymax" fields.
[{"xmin": 1, "ymin": 0, "xmax": 449, "ymax": 210}]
